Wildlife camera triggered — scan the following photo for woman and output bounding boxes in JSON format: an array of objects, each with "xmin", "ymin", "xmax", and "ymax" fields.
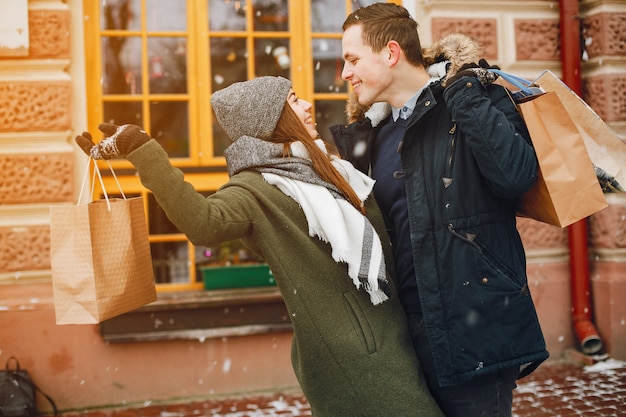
[{"xmin": 75, "ymin": 76, "xmax": 443, "ymax": 417}]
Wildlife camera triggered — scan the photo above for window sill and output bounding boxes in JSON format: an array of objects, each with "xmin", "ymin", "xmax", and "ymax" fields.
[{"xmin": 99, "ymin": 287, "xmax": 291, "ymax": 343}]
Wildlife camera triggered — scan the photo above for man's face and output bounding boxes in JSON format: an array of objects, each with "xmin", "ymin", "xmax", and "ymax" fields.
[{"xmin": 341, "ymin": 25, "xmax": 391, "ymax": 106}]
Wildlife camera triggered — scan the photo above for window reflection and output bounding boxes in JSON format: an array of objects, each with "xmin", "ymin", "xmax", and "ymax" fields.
[
  {"xmin": 147, "ymin": 192, "xmax": 181, "ymax": 234},
  {"xmin": 101, "ymin": 0, "xmax": 141, "ymax": 31},
  {"xmin": 147, "ymin": 190, "xmax": 189, "ymax": 283},
  {"xmin": 210, "ymin": 37, "xmax": 247, "ymax": 91},
  {"xmin": 209, "ymin": 0, "xmax": 247, "ymax": 31},
  {"xmin": 254, "ymin": 39, "xmax": 290, "ymax": 77},
  {"xmin": 152, "ymin": 241, "xmax": 189, "ymax": 283},
  {"xmin": 212, "ymin": 121, "xmax": 231, "ymax": 158},
  {"xmin": 311, "ymin": 0, "xmax": 380, "ymax": 32},
  {"xmin": 311, "ymin": 1, "xmax": 346, "ymax": 32},
  {"xmin": 150, "ymin": 101, "xmax": 189, "ymax": 158},
  {"xmin": 312, "ymin": 39, "xmax": 346, "ymax": 93},
  {"xmin": 146, "ymin": 0, "xmax": 187, "ymax": 31},
  {"xmin": 102, "ymin": 36, "xmax": 142, "ymax": 95},
  {"xmin": 315, "ymin": 100, "xmax": 347, "ymax": 146},
  {"xmin": 148, "ymin": 37, "xmax": 188, "ymax": 94},
  {"xmin": 103, "ymin": 101, "xmax": 143, "ymax": 126},
  {"xmin": 253, "ymin": 0, "xmax": 288, "ymax": 31},
  {"xmin": 351, "ymin": 0, "xmax": 380, "ymax": 11}
]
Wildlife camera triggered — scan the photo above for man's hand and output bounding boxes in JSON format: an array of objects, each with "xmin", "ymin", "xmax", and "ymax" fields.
[
  {"xmin": 445, "ymin": 60, "xmax": 500, "ymax": 89},
  {"xmin": 75, "ymin": 123, "xmax": 151, "ymax": 160}
]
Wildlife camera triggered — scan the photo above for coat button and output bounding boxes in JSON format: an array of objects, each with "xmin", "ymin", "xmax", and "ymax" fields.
[
  {"xmin": 466, "ymin": 81, "xmax": 473, "ymax": 88},
  {"xmin": 425, "ymin": 100, "xmax": 431, "ymax": 107},
  {"xmin": 482, "ymin": 277, "xmax": 489, "ymax": 284}
]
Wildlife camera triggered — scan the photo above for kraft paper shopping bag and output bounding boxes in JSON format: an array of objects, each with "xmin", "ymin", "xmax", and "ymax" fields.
[
  {"xmin": 50, "ymin": 160, "xmax": 156, "ymax": 324},
  {"xmin": 515, "ymin": 91, "xmax": 607, "ymax": 227},
  {"xmin": 534, "ymin": 70, "xmax": 626, "ymax": 190}
]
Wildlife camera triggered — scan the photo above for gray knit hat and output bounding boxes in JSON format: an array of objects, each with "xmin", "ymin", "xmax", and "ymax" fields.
[{"xmin": 211, "ymin": 76, "xmax": 292, "ymax": 142}]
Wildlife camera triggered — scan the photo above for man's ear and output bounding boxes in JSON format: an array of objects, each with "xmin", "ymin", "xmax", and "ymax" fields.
[{"xmin": 387, "ymin": 41, "xmax": 401, "ymax": 66}]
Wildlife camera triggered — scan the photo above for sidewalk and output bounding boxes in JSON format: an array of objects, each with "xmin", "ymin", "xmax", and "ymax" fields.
[{"xmin": 60, "ymin": 357, "xmax": 626, "ymax": 417}]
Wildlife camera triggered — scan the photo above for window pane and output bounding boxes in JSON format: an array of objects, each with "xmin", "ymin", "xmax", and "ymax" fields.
[
  {"xmin": 152, "ymin": 241, "xmax": 189, "ymax": 283},
  {"xmin": 208, "ymin": 0, "xmax": 247, "ymax": 31},
  {"xmin": 147, "ymin": 193, "xmax": 181, "ymax": 234},
  {"xmin": 255, "ymin": 38, "xmax": 290, "ymax": 78},
  {"xmin": 315, "ymin": 100, "xmax": 347, "ymax": 145},
  {"xmin": 311, "ymin": 0, "xmax": 346, "ymax": 33},
  {"xmin": 253, "ymin": 0, "xmax": 288, "ymax": 31},
  {"xmin": 102, "ymin": 36, "xmax": 142, "ymax": 94},
  {"xmin": 311, "ymin": 0, "xmax": 381, "ymax": 32},
  {"xmin": 351, "ymin": 0, "xmax": 381, "ymax": 11},
  {"xmin": 210, "ymin": 37, "xmax": 247, "ymax": 91},
  {"xmin": 312, "ymin": 39, "xmax": 346, "ymax": 93},
  {"xmin": 103, "ymin": 101, "xmax": 143, "ymax": 126},
  {"xmin": 148, "ymin": 37, "xmax": 188, "ymax": 94},
  {"xmin": 101, "ymin": 0, "xmax": 141, "ymax": 31},
  {"xmin": 212, "ymin": 118, "xmax": 231, "ymax": 157},
  {"xmin": 196, "ymin": 240, "xmax": 265, "ymax": 267},
  {"xmin": 150, "ymin": 101, "xmax": 189, "ymax": 158},
  {"xmin": 146, "ymin": 0, "xmax": 187, "ymax": 31}
]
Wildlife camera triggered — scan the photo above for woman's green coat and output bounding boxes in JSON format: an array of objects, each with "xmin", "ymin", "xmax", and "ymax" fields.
[{"xmin": 128, "ymin": 140, "xmax": 443, "ymax": 417}]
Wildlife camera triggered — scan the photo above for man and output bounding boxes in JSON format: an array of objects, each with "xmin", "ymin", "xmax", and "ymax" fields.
[{"xmin": 330, "ymin": 3, "xmax": 549, "ymax": 416}]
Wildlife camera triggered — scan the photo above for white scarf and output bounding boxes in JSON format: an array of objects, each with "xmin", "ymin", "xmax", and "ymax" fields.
[{"xmin": 262, "ymin": 140, "xmax": 389, "ymax": 305}]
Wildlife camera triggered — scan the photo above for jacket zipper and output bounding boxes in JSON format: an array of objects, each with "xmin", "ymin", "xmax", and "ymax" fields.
[
  {"xmin": 447, "ymin": 223, "xmax": 482, "ymax": 253},
  {"xmin": 447, "ymin": 123, "xmax": 457, "ymax": 171}
]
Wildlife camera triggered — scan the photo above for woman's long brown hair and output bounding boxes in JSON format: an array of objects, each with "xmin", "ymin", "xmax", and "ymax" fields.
[{"xmin": 270, "ymin": 104, "xmax": 366, "ymax": 214}]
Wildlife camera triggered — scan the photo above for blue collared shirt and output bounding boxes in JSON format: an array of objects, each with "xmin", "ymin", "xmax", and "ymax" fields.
[{"xmin": 391, "ymin": 77, "xmax": 438, "ymax": 121}]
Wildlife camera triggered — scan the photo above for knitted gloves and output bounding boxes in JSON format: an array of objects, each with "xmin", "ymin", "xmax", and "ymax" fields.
[
  {"xmin": 445, "ymin": 59, "xmax": 500, "ymax": 89},
  {"xmin": 75, "ymin": 123, "xmax": 151, "ymax": 160}
]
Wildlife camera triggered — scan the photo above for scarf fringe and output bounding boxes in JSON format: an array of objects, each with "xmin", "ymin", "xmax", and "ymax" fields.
[
  {"xmin": 368, "ymin": 289, "xmax": 389, "ymax": 305},
  {"xmin": 225, "ymin": 135, "xmax": 389, "ymax": 305}
]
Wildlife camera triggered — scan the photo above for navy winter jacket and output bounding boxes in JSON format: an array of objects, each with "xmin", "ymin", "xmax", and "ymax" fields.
[{"xmin": 330, "ymin": 77, "xmax": 549, "ymax": 387}]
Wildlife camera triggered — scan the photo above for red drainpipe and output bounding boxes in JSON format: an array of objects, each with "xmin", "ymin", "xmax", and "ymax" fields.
[{"xmin": 559, "ymin": 0, "xmax": 603, "ymax": 355}]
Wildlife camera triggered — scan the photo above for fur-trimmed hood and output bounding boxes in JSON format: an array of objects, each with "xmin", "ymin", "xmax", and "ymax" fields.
[{"xmin": 345, "ymin": 33, "xmax": 482, "ymax": 124}]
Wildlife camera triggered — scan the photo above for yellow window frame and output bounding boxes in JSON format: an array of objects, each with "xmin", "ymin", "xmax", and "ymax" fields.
[{"xmin": 83, "ymin": 0, "xmax": 399, "ymax": 293}]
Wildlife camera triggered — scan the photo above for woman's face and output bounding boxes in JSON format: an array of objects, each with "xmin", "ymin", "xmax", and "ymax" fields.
[{"xmin": 287, "ymin": 89, "xmax": 318, "ymax": 139}]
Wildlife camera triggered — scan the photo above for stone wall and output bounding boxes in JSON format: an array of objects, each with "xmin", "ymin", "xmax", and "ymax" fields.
[{"xmin": 0, "ymin": 1, "xmax": 74, "ymax": 282}]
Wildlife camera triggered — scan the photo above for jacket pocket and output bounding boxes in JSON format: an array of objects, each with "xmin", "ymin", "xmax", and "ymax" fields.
[
  {"xmin": 343, "ymin": 292, "xmax": 377, "ymax": 354},
  {"xmin": 447, "ymin": 224, "xmax": 526, "ymax": 291},
  {"xmin": 475, "ymin": 237, "xmax": 527, "ymax": 291}
]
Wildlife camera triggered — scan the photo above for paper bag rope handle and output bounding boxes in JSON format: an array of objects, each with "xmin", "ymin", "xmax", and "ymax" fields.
[{"xmin": 77, "ymin": 158, "xmax": 126, "ymax": 211}]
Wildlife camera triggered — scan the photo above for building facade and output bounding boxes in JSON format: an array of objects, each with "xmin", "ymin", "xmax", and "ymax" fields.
[{"xmin": 0, "ymin": 0, "xmax": 625, "ymax": 412}]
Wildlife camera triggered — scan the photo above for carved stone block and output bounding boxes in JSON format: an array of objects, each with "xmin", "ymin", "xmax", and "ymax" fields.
[
  {"xmin": 589, "ymin": 194, "xmax": 626, "ymax": 249},
  {"xmin": 517, "ymin": 217, "xmax": 569, "ymax": 250},
  {"xmin": 583, "ymin": 74, "xmax": 626, "ymax": 123},
  {"xmin": 0, "ymin": 225, "xmax": 50, "ymax": 272},
  {"xmin": 431, "ymin": 18, "xmax": 498, "ymax": 61},
  {"xmin": 583, "ymin": 13, "xmax": 626, "ymax": 58},
  {"xmin": 514, "ymin": 19, "xmax": 560, "ymax": 61},
  {"xmin": 0, "ymin": 153, "xmax": 73, "ymax": 204},
  {"xmin": 28, "ymin": 9, "xmax": 71, "ymax": 58},
  {"xmin": 0, "ymin": 81, "xmax": 71, "ymax": 132}
]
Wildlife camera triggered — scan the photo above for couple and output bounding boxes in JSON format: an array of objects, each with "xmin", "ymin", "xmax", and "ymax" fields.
[{"xmin": 77, "ymin": 4, "xmax": 547, "ymax": 416}]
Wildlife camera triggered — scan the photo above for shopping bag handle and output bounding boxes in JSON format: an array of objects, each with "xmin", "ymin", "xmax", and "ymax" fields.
[
  {"xmin": 77, "ymin": 158, "xmax": 126, "ymax": 211},
  {"xmin": 489, "ymin": 69, "xmax": 538, "ymax": 95}
]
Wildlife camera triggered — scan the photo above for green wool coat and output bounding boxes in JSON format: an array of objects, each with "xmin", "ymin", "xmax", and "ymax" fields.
[{"xmin": 128, "ymin": 140, "xmax": 443, "ymax": 417}]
